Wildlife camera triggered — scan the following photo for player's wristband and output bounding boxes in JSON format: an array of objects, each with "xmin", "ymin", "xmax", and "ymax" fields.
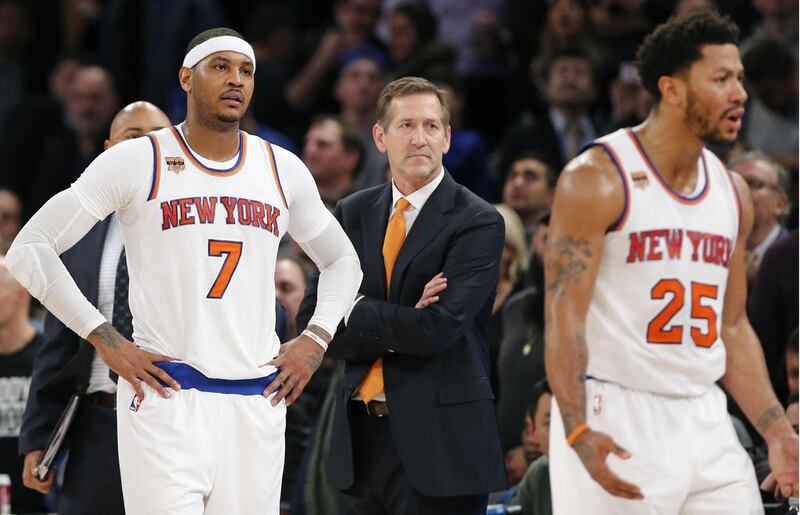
[
  {"xmin": 566, "ymin": 421, "xmax": 590, "ymax": 446},
  {"xmin": 301, "ymin": 329, "xmax": 328, "ymax": 352}
]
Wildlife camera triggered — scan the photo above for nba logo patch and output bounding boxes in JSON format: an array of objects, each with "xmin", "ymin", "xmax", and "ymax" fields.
[
  {"xmin": 631, "ymin": 171, "xmax": 649, "ymax": 190},
  {"xmin": 165, "ymin": 156, "xmax": 185, "ymax": 173},
  {"xmin": 129, "ymin": 395, "xmax": 142, "ymax": 412},
  {"xmin": 592, "ymin": 394, "xmax": 603, "ymax": 416}
]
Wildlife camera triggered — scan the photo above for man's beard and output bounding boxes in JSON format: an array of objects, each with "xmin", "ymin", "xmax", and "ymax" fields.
[
  {"xmin": 194, "ymin": 96, "xmax": 243, "ymax": 127},
  {"xmin": 216, "ymin": 112, "xmax": 241, "ymax": 124},
  {"xmin": 685, "ymin": 91, "xmax": 728, "ymax": 145}
]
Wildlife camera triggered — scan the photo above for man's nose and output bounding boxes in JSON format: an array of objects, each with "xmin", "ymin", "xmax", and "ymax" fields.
[
  {"xmin": 410, "ymin": 126, "xmax": 426, "ymax": 145},
  {"xmin": 731, "ymin": 79, "xmax": 747, "ymax": 105},
  {"xmin": 228, "ymin": 70, "xmax": 244, "ymax": 86}
]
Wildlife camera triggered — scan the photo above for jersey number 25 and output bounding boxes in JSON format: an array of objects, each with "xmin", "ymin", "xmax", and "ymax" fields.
[{"xmin": 647, "ymin": 279, "xmax": 718, "ymax": 348}]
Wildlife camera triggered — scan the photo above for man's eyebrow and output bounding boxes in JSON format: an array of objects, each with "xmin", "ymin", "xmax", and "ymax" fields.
[
  {"xmin": 710, "ymin": 64, "xmax": 744, "ymax": 74},
  {"xmin": 211, "ymin": 55, "xmax": 254, "ymax": 67}
]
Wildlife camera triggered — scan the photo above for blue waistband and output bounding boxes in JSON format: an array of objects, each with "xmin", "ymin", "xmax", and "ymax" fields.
[{"xmin": 155, "ymin": 362, "xmax": 278, "ymax": 396}]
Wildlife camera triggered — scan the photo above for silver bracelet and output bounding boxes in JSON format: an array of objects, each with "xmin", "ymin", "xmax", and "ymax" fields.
[{"xmin": 301, "ymin": 329, "xmax": 328, "ymax": 351}]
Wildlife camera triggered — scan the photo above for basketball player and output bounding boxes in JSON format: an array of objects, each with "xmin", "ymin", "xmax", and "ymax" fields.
[
  {"xmin": 6, "ymin": 28, "xmax": 362, "ymax": 515},
  {"xmin": 544, "ymin": 13, "xmax": 798, "ymax": 514}
]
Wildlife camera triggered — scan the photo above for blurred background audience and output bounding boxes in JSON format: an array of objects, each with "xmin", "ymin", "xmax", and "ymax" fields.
[{"xmin": 0, "ymin": 1, "xmax": 796, "ymax": 514}]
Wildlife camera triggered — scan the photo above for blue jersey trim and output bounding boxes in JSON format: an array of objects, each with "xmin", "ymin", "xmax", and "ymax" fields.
[{"xmin": 155, "ymin": 362, "xmax": 278, "ymax": 395}]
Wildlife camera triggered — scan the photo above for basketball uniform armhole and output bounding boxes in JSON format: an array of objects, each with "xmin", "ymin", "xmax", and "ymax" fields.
[
  {"xmin": 586, "ymin": 142, "xmax": 630, "ymax": 232},
  {"xmin": 263, "ymin": 139, "xmax": 288, "ymax": 209},
  {"xmin": 724, "ymin": 167, "xmax": 743, "ymax": 232},
  {"xmin": 146, "ymin": 134, "xmax": 161, "ymax": 201}
]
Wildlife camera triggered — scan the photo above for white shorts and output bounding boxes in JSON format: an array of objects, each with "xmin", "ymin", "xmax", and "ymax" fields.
[
  {"xmin": 549, "ymin": 379, "xmax": 762, "ymax": 515},
  {"xmin": 116, "ymin": 378, "xmax": 286, "ymax": 515}
]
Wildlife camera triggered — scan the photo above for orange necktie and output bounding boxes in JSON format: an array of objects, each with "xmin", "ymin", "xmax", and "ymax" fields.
[{"xmin": 358, "ymin": 198, "xmax": 411, "ymax": 403}]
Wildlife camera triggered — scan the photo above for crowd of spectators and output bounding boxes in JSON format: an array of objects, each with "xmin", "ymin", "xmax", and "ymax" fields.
[{"xmin": 0, "ymin": 0, "xmax": 797, "ymax": 514}]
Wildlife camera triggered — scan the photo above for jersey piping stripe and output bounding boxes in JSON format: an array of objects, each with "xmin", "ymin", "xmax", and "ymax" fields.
[
  {"xmin": 625, "ymin": 128, "xmax": 710, "ymax": 205},
  {"xmin": 146, "ymin": 134, "xmax": 161, "ymax": 200},
  {"xmin": 264, "ymin": 140, "xmax": 288, "ymax": 209},
  {"xmin": 169, "ymin": 126, "xmax": 247, "ymax": 176},
  {"xmin": 588, "ymin": 142, "xmax": 630, "ymax": 232}
]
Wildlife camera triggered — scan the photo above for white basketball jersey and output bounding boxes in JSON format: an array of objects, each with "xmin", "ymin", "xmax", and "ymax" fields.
[
  {"xmin": 121, "ymin": 126, "xmax": 288, "ymax": 379},
  {"xmin": 585, "ymin": 128, "xmax": 741, "ymax": 396}
]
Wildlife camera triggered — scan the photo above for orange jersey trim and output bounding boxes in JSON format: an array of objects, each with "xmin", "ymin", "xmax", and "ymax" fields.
[
  {"xmin": 169, "ymin": 126, "xmax": 247, "ymax": 176},
  {"xmin": 263, "ymin": 139, "xmax": 288, "ymax": 209},
  {"xmin": 146, "ymin": 134, "xmax": 161, "ymax": 200},
  {"xmin": 626, "ymin": 128, "xmax": 710, "ymax": 205}
]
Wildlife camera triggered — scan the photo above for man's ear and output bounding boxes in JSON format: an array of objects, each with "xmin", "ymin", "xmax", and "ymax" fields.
[
  {"xmin": 658, "ymin": 75, "xmax": 685, "ymax": 109},
  {"xmin": 373, "ymin": 123, "xmax": 387, "ymax": 154},
  {"xmin": 776, "ymin": 191, "xmax": 789, "ymax": 219},
  {"xmin": 179, "ymin": 67, "xmax": 192, "ymax": 94}
]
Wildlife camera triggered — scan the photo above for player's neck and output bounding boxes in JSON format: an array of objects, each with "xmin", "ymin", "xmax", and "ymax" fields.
[
  {"xmin": 0, "ymin": 317, "xmax": 35, "ymax": 355},
  {"xmin": 182, "ymin": 114, "xmax": 241, "ymax": 162},
  {"xmin": 635, "ymin": 112, "xmax": 705, "ymax": 184}
]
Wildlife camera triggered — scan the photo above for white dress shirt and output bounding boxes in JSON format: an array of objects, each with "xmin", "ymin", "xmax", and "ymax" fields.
[
  {"xmin": 86, "ymin": 216, "xmax": 124, "ymax": 395},
  {"xmin": 350, "ymin": 168, "xmax": 445, "ymax": 401},
  {"xmin": 753, "ymin": 224, "xmax": 783, "ymax": 261}
]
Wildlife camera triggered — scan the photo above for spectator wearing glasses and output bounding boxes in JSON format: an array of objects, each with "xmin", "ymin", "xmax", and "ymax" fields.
[{"xmin": 729, "ymin": 152, "xmax": 790, "ymax": 284}]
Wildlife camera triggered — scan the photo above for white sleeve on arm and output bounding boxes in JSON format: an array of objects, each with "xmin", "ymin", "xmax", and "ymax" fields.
[
  {"xmin": 274, "ymin": 145, "xmax": 333, "ymax": 243},
  {"xmin": 5, "ymin": 138, "xmax": 153, "ymax": 338},
  {"xmin": 298, "ymin": 215, "xmax": 362, "ymax": 338},
  {"xmin": 6, "ymin": 190, "xmax": 108, "ymax": 338},
  {"xmin": 273, "ymin": 144, "xmax": 362, "ymax": 338},
  {"xmin": 71, "ymin": 137, "xmax": 153, "ymax": 223}
]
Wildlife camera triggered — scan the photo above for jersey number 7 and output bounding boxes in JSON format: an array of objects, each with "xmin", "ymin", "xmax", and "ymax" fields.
[
  {"xmin": 207, "ymin": 240, "xmax": 243, "ymax": 299},
  {"xmin": 647, "ymin": 279, "xmax": 718, "ymax": 348}
]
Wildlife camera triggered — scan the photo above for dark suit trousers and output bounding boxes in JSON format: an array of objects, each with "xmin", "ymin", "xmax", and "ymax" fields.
[
  {"xmin": 58, "ymin": 400, "xmax": 125, "ymax": 515},
  {"xmin": 338, "ymin": 404, "xmax": 488, "ymax": 515}
]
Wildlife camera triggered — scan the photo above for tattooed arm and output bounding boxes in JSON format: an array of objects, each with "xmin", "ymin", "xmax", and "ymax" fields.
[
  {"xmin": 719, "ymin": 174, "xmax": 798, "ymax": 498},
  {"xmin": 544, "ymin": 147, "xmax": 643, "ymax": 500},
  {"xmin": 263, "ymin": 324, "xmax": 329, "ymax": 407},
  {"xmin": 86, "ymin": 322, "xmax": 180, "ymax": 400}
]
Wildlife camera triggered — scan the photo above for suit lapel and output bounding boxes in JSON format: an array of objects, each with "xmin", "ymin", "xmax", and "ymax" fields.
[
  {"xmin": 389, "ymin": 172, "xmax": 457, "ymax": 302},
  {"xmin": 361, "ymin": 184, "xmax": 392, "ymax": 300}
]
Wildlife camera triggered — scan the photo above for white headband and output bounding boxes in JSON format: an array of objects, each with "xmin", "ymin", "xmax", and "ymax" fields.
[{"xmin": 182, "ymin": 35, "xmax": 256, "ymax": 71}]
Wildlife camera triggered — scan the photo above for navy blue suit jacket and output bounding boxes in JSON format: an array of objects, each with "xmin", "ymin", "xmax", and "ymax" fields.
[{"xmin": 300, "ymin": 172, "xmax": 508, "ymax": 497}]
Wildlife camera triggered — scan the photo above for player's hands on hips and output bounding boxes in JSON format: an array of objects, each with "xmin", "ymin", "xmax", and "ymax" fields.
[
  {"xmin": 263, "ymin": 331, "xmax": 325, "ymax": 406},
  {"xmin": 572, "ymin": 428, "xmax": 644, "ymax": 500},
  {"xmin": 22, "ymin": 450, "xmax": 53, "ymax": 494},
  {"xmin": 416, "ymin": 272, "xmax": 447, "ymax": 308},
  {"xmin": 765, "ymin": 429, "xmax": 799, "ymax": 498},
  {"xmin": 87, "ymin": 322, "xmax": 180, "ymax": 400}
]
